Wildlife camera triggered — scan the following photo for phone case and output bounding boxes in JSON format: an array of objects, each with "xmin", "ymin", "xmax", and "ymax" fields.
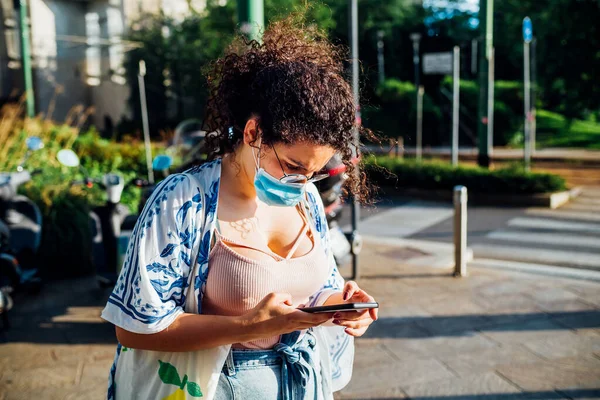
[{"xmin": 300, "ymin": 302, "xmax": 379, "ymax": 313}]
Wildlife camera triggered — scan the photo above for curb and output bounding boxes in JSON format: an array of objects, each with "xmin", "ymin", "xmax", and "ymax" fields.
[{"xmin": 376, "ymin": 186, "xmax": 582, "ymax": 209}]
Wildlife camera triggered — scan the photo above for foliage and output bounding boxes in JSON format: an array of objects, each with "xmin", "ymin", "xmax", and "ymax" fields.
[
  {"xmin": 123, "ymin": 1, "xmax": 237, "ymax": 135},
  {"xmin": 365, "ymin": 155, "xmax": 567, "ymax": 194},
  {"xmin": 1, "ymin": 110, "xmax": 164, "ymax": 278},
  {"xmin": 363, "ymin": 79, "xmax": 441, "ymax": 144},
  {"xmin": 440, "ymin": 78, "xmax": 523, "ymax": 146},
  {"xmin": 422, "ymin": 0, "xmax": 600, "ymax": 120},
  {"xmin": 535, "ymin": 110, "xmax": 600, "ymax": 150},
  {"xmin": 491, "ymin": 0, "xmax": 600, "ymax": 119}
]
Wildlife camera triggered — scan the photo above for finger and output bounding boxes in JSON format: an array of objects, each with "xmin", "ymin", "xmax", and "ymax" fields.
[
  {"xmin": 347, "ymin": 289, "xmax": 371, "ymax": 301},
  {"xmin": 347, "ymin": 291, "xmax": 378, "ymax": 321},
  {"xmin": 342, "ymin": 281, "xmax": 359, "ymax": 301},
  {"xmin": 268, "ymin": 292, "xmax": 293, "ymax": 305},
  {"xmin": 333, "ymin": 318, "xmax": 372, "ymax": 330},
  {"xmin": 344, "ymin": 326, "xmax": 368, "ymax": 337},
  {"xmin": 289, "ymin": 310, "xmax": 334, "ymax": 324},
  {"xmin": 369, "ymin": 306, "xmax": 378, "ymax": 321},
  {"xmin": 332, "ymin": 310, "xmax": 368, "ymax": 321}
]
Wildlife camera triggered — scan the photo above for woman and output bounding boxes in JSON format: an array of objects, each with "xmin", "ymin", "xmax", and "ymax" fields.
[{"xmin": 101, "ymin": 16, "xmax": 378, "ymax": 400}]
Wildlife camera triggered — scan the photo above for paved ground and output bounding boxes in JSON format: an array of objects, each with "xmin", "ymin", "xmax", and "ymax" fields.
[
  {"xmin": 341, "ymin": 186, "xmax": 600, "ymax": 271},
  {"xmin": 1, "ymin": 236, "xmax": 599, "ymax": 399}
]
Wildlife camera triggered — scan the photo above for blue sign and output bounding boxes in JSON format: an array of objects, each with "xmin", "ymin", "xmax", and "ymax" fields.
[{"xmin": 523, "ymin": 17, "xmax": 533, "ymax": 43}]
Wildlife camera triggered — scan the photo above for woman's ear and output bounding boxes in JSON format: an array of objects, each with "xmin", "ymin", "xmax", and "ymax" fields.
[{"xmin": 243, "ymin": 118, "xmax": 260, "ymax": 147}]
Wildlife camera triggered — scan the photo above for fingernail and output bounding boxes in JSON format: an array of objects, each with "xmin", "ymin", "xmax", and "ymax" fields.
[
  {"xmin": 333, "ymin": 313, "xmax": 342, "ymax": 319},
  {"xmin": 343, "ymin": 292, "xmax": 348, "ymax": 301},
  {"xmin": 333, "ymin": 319, "xmax": 341, "ymax": 325}
]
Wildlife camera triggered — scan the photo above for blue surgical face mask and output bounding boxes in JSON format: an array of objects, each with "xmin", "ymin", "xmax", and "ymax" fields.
[{"xmin": 253, "ymin": 144, "xmax": 306, "ymax": 207}]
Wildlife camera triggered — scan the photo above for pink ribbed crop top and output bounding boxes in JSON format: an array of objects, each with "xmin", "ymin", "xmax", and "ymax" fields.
[{"xmin": 202, "ymin": 206, "xmax": 330, "ymax": 349}]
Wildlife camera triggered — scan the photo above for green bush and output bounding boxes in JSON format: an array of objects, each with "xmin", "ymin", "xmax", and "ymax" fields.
[
  {"xmin": 363, "ymin": 79, "xmax": 441, "ymax": 144},
  {"xmin": 2, "ymin": 117, "xmax": 163, "ymax": 278},
  {"xmin": 365, "ymin": 155, "xmax": 567, "ymax": 195},
  {"xmin": 441, "ymin": 78, "xmax": 524, "ymax": 146}
]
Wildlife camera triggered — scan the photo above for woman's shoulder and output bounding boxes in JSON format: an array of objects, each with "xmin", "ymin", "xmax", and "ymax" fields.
[
  {"xmin": 139, "ymin": 159, "xmax": 222, "ymax": 223},
  {"xmin": 179, "ymin": 158, "xmax": 222, "ymax": 184},
  {"xmin": 157, "ymin": 159, "xmax": 222, "ymax": 198}
]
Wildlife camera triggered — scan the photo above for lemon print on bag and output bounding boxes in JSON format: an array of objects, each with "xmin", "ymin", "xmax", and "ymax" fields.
[{"xmin": 158, "ymin": 360, "xmax": 203, "ymax": 399}]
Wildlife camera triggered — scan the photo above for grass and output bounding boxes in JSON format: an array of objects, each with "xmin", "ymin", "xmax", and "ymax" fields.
[{"xmin": 535, "ymin": 110, "xmax": 600, "ymax": 149}]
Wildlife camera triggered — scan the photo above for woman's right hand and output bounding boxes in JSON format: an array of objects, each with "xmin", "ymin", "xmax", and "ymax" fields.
[{"xmin": 239, "ymin": 293, "xmax": 333, "ymax": 341}]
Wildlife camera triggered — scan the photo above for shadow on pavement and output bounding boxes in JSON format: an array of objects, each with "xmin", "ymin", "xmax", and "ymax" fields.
[
  {"xmin": 0, "ymin": 276, "xmax": 117, "ymax": 345},
  {"xmin": 364, "ymin": 310, "xmax": 600, "ymax": 339},
  {"xmin": 365, "ymin": 388, "xmax": 600, "ymax": 399}
]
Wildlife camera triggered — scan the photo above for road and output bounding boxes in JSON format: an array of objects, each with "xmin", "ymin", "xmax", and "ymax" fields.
[{"xmin": 340, "ymin": 186, "xmax": 600, "ymax": 271}]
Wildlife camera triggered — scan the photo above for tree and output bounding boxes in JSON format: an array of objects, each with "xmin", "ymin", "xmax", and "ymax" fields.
[
  {"xmin": 122, "ymin": 1, "xmax": 236, "ymax": 136},
  {"xmin": 493, "ymin": 0, "xmax": 600, "ymax": 119}
]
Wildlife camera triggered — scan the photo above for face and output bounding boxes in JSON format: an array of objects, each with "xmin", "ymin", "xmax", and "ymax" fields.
[{"xmin": 241, "ymin": 119, "xmax": 335, "ymax": 184}]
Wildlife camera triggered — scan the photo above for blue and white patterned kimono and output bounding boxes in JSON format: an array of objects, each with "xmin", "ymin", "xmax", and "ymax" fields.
[{"xmin": 101, "ymin": 159, "xmax": 354, "ymax": 400}]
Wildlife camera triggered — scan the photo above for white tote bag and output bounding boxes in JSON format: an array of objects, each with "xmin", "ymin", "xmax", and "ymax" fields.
[{"xmin": 112, "ymin": 259, "xmax": 232, "ymax": 400}]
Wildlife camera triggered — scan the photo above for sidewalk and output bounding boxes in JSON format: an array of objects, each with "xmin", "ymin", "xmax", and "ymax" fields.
[
  {"xmin": 1, "ymin": 238, "xmax": 599, "ymax": 399},
  {"xmin": 336, "ymin": 238, "xmax": 600, "ymax": 399}
]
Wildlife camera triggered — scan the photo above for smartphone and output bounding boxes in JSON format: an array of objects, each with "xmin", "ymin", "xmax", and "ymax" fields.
[{"xmin": 300, "ymin": 302, "xmax": 379, "ymax": 313}]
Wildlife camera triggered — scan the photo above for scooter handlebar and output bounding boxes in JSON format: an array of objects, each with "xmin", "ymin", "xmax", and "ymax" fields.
[
  {"xmin": 70, "ymin": 177, "xmax": 103, "ymax": 188},
  {"xmin": 128, "ymin": 178, "xmax": 152, "ymax": 188}
]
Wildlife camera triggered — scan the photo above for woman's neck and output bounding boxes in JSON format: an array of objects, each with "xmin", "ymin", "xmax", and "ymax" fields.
[{"xmin": 221, "ymin": 152, "xmax": 256, "ymax": 201}]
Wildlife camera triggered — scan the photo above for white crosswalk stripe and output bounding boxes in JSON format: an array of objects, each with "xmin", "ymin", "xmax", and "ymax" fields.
[
  {"xmin": 487, "ymin": 230, "xmax": 600, "ymax": 249},
  {"xmin": 526, "ymin": 208, "xmax": 600, "ymax": 222},
  {"xmin": 507, "ymin": 217, "xmax": 600, "ymax": 233},
  {"xmin": 477, "ymin": 189, "xmax": 600, "ymax": 269}
]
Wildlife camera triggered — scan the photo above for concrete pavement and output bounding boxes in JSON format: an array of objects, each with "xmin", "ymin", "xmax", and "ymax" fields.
[
  {"xmin": 335, "ymin": 238, "xmax": 600, "ymax": 399},
  {"xmin": 1, "ymin": 236, "xmax": 599, "ymax": 399}
]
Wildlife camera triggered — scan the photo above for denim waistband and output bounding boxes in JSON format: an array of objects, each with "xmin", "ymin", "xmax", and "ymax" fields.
[
  {"xmin": 223, "ymin": 331, "xmax": 318, "ymax": 400},
  {"xmin": 228, "ymin": 347, "xmax": 284, "ymax": 368}
]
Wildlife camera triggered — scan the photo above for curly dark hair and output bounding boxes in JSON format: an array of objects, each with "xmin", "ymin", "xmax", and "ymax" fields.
[{"xmin": 203, "ymin": 14, "xmax": 374, "ymax": 202}]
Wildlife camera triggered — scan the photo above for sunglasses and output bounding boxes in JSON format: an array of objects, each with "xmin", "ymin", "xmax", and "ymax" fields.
[{"xmin": 271, "ymin": 145, "xmax": 329, "ymax": 185}]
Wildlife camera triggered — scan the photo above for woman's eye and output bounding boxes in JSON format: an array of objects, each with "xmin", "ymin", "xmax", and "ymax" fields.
[{"xmin": 286, "ymin": 163, "xmax": 301, "ymax": 172}]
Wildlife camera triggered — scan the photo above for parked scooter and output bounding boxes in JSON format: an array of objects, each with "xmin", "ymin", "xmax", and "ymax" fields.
[
  {"xmin": 315, "ymin": 154, "xmax": 362, "ymax": 267},
  {"xmin": 57, "ymin": 149, "xmax": 131, "ymax": 287},
  {"xmin": 117, "ymin": 155, "xmax": 173, "ymax": 277},
  {"xmin": 0, "ymin": 136, "xmax": 45, "ymax": 328}
]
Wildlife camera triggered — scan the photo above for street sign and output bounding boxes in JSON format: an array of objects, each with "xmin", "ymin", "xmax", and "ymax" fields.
[
  {"xmin": 423, "ymin": 52, "xmax": 453, "ymax": 75},
  {"xmin": 523, "ymin": 17, "xmax": 533, "ymax": 43}
]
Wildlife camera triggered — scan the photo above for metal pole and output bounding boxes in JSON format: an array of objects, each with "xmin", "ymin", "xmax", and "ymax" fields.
[
  {"xmin": 524, "ymin": 40, "xmax": 531, "ymax": 172},
  {"xmin": 453, "ymin": 185, "xmax": 468, "ymax": 277},
  {"xmin": 350, "ymin": 0, "xmax": 360, "ymax": 280},
  {"xmin": 452, "ymin": 46, "xmax": 460, "ymax": 167},
  {"xmin": 18, "ymin": 0, "xmax": 35, "ymax": 117},
  {"xmin": 138, "ymin": 60, "xmax": 154, "ymax": 184},
  {"xmin": 416, "ymin": 86, "xmax": 424, "ymax": 162},
  {"xmin": 487, "ymin": 47, "xmax": 495, "ymax": 159},
  {"xmin": 471, "ymin": 38, "xmax": 477, "ymax": 76},
  {"xmin": 238, "ymin": 0, "xmax": 264, "ymax": 42},
  {"xmin": 377, "ymin": 30, "xmax": 385, "ymax": 85},
  {"xmin": 531, "ymin": 37, "xmax": 537, "ymax": 153},
  {"xmin": 477, "ymin": 0, "xmax": 493, "ymax": 168},
  {"xmin": 410, "ymin": 34, "xmax": 422, "ymax": 153}
]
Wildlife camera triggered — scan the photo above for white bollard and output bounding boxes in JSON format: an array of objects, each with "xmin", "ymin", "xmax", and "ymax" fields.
[{"xmin": 454, "ymin": 186, "xmax": 468, "ymax": 277}]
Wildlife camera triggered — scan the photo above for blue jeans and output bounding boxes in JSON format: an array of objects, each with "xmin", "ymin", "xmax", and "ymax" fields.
[{"xmin": 214, "ymin": 331, "xmax": 320, "ymax": 400}]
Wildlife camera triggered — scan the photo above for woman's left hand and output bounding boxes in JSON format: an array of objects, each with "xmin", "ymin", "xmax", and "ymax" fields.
[{"xmin": 332, "ymin": 281, "xmax": 378, "ymax": 337}]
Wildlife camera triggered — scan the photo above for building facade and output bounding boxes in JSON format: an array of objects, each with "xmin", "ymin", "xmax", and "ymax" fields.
[{"xmin": 1, "ymin": 0, "xmax": 206, "ymax": 130}]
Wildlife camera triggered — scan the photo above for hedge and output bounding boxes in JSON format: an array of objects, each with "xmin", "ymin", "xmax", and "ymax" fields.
[{"xmin": 364, "ymin": 156, "xmax": 567, "ymax": 195}]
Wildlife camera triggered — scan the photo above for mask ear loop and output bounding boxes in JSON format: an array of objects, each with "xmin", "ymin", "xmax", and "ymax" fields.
[{"xmin": 252, "ymin": 136, "xmax": 262, "ymax": 170}]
